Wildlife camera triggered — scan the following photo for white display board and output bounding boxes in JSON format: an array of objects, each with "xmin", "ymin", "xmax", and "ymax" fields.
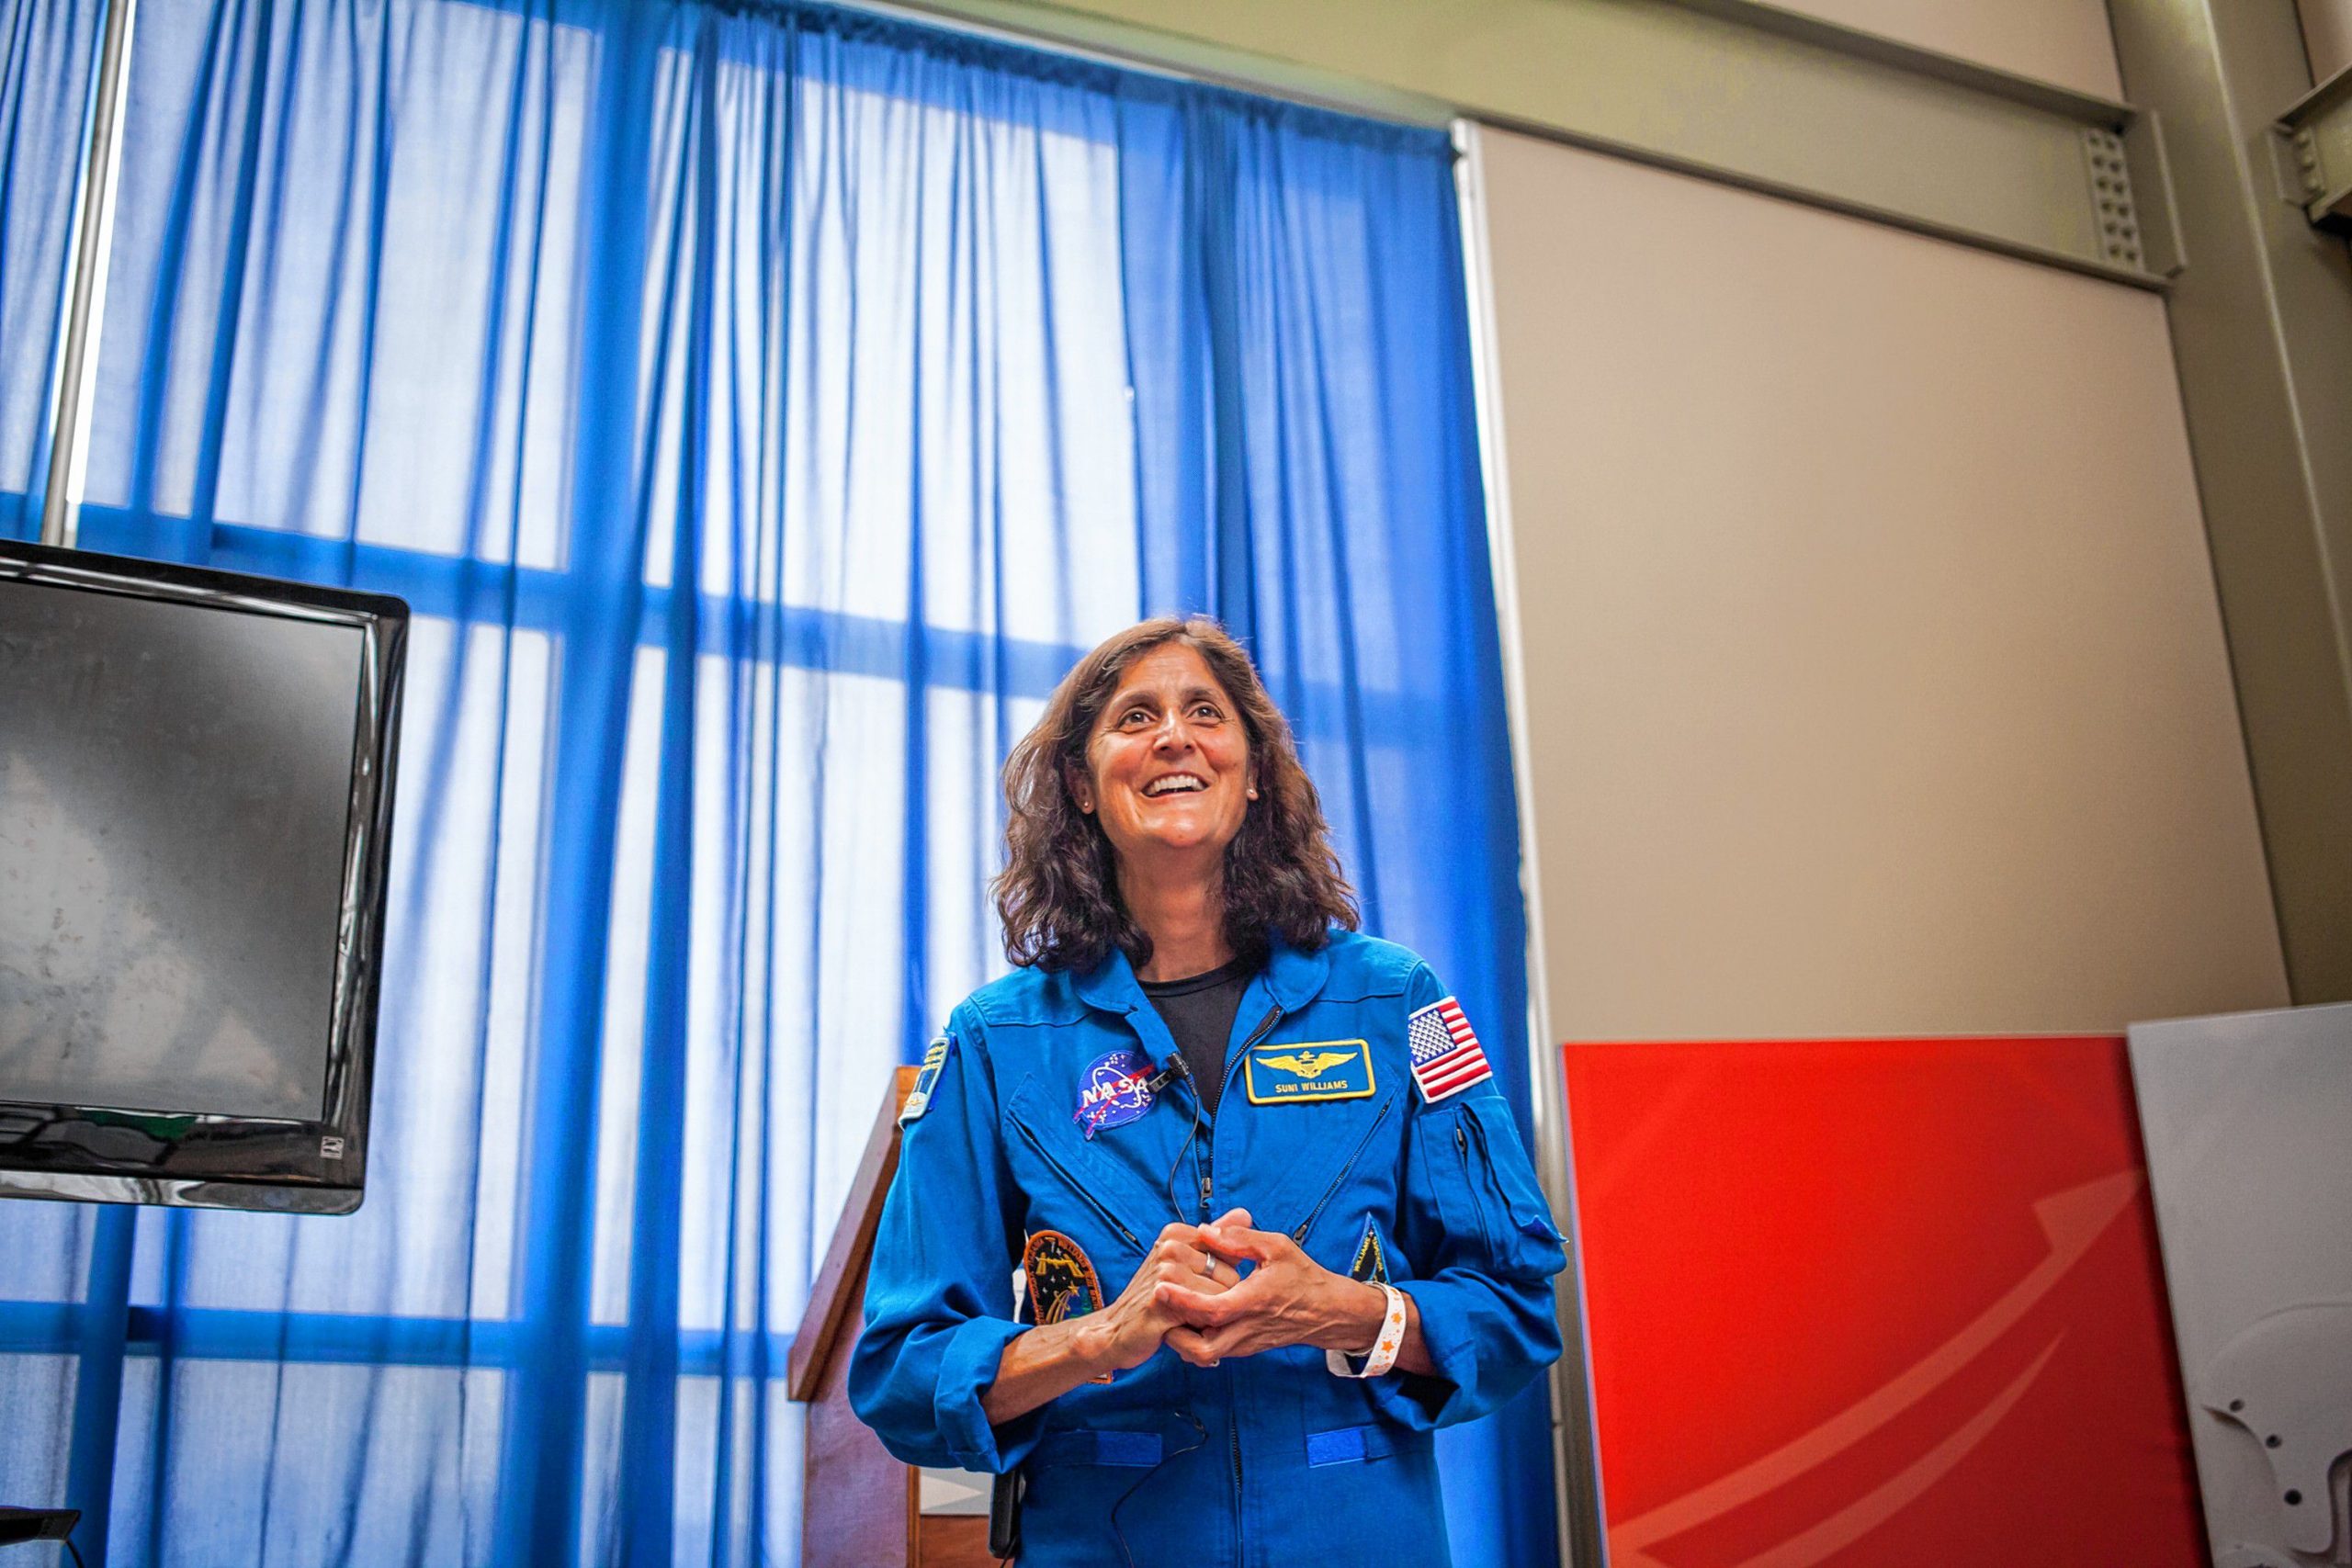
[{"xmin": 2130, "ymin": 1003, "xmax": 2352, "ymax": 1568}]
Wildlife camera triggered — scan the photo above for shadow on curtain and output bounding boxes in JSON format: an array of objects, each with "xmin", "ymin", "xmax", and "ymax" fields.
[{"xmin": 0, "ymin": 1, "xmax": 1550, "ymax": 1563}]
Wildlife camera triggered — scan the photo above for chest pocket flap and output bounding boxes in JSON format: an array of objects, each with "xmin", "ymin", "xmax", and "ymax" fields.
[
  {"xmin": 1003, "ymin": 1074, "xmax": 1170, "ymax": 1258},
  {"xmin": 1275, "ymin": 1086, "xmax": 1401, "ymax": 1249}
]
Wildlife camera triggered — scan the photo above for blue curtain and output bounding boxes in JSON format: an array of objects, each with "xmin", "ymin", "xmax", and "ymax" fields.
[{"xmin": 0, "ymin": 2, "xmax": 1551, "ymax": 1564}]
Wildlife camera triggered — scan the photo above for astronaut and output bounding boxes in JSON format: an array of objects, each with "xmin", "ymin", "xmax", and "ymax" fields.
[{"xmin": 849, "ymin": 618, "xmax": 1566, "ymax": 1567}]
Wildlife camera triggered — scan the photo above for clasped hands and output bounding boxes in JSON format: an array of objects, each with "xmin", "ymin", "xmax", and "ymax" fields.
[
  {"xmin": 1084, "ymin": 1208, "xmax": 1385, "ymax": 1373},
  {"xmin": 982, "ymin": 1206, "xmax": 1419, "ymax": 1423}
]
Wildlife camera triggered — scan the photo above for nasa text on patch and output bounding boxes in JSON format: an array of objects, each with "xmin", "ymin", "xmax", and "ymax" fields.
[
  {"xmin": 1074, "ymin": 1047, "xmax": 1157, "ymax": 1137},
  {"xmin": 1242, "ymin": 1040, "xmax": 1374, "ymax": 1105}
]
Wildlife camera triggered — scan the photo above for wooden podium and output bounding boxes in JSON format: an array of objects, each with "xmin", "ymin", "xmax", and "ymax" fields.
[{"xmin": 788, "ymin": 1067, "xmax": 999, "ymax": 1568}]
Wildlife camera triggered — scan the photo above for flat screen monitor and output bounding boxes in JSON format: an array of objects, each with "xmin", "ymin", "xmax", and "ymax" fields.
[{"xmin": 0, "ymin": 540, "xmax": 405, "ymax": 1213}]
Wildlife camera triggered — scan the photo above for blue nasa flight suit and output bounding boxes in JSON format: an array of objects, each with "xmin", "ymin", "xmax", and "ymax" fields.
[{"xmin": 848, "ymin": 930, "xmax": 1567, "ymax": 1567}]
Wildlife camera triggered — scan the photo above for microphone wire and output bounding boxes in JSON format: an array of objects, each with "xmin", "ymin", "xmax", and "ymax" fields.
[
  {"xmin": 1110, "ymin": 1408, "xmax": 1209, "ymax": 1568},
  {"xmin": 1161, "ymin": 1053, "xmax": 1209, "ymax": 1224}
]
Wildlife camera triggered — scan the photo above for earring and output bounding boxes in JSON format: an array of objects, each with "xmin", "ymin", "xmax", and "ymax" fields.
[{"xmin": 1246, "ymin": 785, "xmax": 1259, "ymax": 799}]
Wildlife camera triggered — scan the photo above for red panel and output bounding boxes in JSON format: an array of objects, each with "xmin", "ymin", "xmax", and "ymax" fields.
[{"xmin": 1562, "ymin": 1036, "xmax": 2205, "ymax": 1568}]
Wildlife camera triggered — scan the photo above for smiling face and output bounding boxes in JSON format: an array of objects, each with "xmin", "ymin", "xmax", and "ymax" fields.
[{"xmin": 1074, "ymin": 641, "xmax": 1253, "ymax": 875}]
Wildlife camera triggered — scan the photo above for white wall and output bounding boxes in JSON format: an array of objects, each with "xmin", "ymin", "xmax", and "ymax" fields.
[{"xmin": 1477, "ymin": 127, "xmax": 2290, "ymax": 1042}]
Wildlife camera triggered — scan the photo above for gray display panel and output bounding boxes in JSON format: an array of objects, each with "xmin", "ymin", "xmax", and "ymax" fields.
[
  {"xmin": 2130, "ymin": 1003, "xmax": 2352, "ymax": 1568},
  {"xmin": 0, "ymin": 581, "xmax": 363, "ymax": 1122}
]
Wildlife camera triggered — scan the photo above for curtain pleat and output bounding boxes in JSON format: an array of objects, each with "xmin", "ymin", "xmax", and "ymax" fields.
[{"xmin": 0, "ymin": 1, "xmax": 1549, "ymax": 1562}]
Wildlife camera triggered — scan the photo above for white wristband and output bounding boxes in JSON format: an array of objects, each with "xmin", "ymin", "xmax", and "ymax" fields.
[{"xmin": 1325, "ymin": 1283, "xmax": 1408, "ymax": 1379}]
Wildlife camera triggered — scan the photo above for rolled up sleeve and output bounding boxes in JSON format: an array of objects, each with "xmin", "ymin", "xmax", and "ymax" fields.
[{"xmin": 847, "ymin": 1011, "xmax": 1046, "ymax": 1473}]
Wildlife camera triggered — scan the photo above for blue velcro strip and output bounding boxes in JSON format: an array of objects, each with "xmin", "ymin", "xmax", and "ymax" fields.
[
  {"xmin": 1305, "ymin": 1424, "xmax": 1398, "ymax": 1467},
  {"xmin": 1037, "ymin": 1429, "xmax": 1163, "ymax": 1468},
  {"xmin": 1091, "ymin": 1430, "xmax": 1163, "ymax": 1467}
]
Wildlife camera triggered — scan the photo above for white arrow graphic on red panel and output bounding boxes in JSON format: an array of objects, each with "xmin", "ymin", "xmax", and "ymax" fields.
[{"xmin": 1609, "ymin": 1170, "xmax": 2141, "ymax": 1568}]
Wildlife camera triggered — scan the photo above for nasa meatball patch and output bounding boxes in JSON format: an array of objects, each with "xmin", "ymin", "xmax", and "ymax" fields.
[{"xmin": 1073, "ymin": 1047, "xmax": 1157, "ymax": 1137}]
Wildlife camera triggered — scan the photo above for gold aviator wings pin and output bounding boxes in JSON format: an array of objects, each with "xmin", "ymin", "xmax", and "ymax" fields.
[{"xmin": 1256, "ymin": 1049, "xmax": 1358, "ymax": 1079}]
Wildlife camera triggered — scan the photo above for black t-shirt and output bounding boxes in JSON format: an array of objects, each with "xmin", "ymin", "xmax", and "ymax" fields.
[{"xmin": 1138, "ymin": 955, "xmax": 1258, "ymax": 1118}]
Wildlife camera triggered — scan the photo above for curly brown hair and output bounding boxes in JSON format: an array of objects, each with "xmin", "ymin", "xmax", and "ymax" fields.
[{"xmin": 994, "ymin": 617, "xmax": 1358, "ymax": 973}]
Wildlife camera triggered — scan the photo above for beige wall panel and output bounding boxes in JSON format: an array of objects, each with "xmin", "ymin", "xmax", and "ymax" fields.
[
  {"xmin": 933, "ymin": 0, "xmax": 2129, "ymax": 109},
  {"xmin": 2301, "ymin": 0, "xmax": 2352, "ymax": 77},
  {"xmin": 1479, "ymin": 127, "xmax": 2289, "ymax": 1042},
  {"xmin": 1766, "ymin": 0, "xmax": 2123, "ymax": 96}
]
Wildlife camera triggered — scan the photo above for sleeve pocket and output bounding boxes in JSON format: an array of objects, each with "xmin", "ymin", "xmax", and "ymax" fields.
[
  {"xmin": 1462, "ymin": 1097, "xmax": 1564, "ymax": 1245},
  {"xmin": 1418, "ymin": 1104, "xmax": 1495, "ymax": 1258}
]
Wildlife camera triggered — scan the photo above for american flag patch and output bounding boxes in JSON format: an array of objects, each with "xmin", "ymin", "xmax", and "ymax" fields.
[{"xmin": 1408, "ymin": 997, "xmax": 1491, "ymax": 1102}]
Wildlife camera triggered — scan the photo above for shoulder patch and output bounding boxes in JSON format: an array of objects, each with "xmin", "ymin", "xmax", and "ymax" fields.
[
  {"xmin": 1349, "ymin": 1216, "xmax": 1391, "ymax": 1285},
  {"xmin": 1021, "ymin": 1229, "xmax": 1116, "ymax": 1384},
  {"xmin": 1021, "ymin": 1229, "xmax": 1107, "ymax": 1324},
  {"xmin": 898, "ymin": 1035, "xmax": 951, "ymax": 1125},
  {"xmin": 1408, "ymin": 996, "xmax": 1492, "ymax": 1103}
]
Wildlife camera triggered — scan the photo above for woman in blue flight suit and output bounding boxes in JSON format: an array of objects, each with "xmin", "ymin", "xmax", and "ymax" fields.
[{"xmin": 850, "ymin": 617, "xmax": 1565, "ymax": 1567}]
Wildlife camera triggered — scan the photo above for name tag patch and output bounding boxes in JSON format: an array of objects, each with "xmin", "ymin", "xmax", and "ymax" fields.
[
  {"xmin": 1243, "ymin": 1040, "xmax": 1374, "ymax": 1105},
  {"xmin": 899, "ymin": 1036, "xmax": 950, "ymax": 1125}
]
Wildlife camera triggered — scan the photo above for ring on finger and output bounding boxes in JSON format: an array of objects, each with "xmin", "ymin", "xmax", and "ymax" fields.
[{"xmin": 1198, "ymin": 1253, "xmax": 1219, "ymax": 1278}]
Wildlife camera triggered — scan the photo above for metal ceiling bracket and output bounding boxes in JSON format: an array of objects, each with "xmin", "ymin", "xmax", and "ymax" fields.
[
  {"xmin": 894, "ymin": 0, "xmax": 2184, "ymax": 289},
  {"xmin": 2276, "ymin": 62, "xmax": 2352, "ymax": 233},
  {"xmin": 2084, "ymin": 125, "xmax": 2148, "ymax": 272}
]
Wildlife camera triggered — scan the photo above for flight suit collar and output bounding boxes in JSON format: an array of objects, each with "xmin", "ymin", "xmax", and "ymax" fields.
[{"xmin": 1070, "ymin": 931, "xmax": 1333, "ymax": 1019}]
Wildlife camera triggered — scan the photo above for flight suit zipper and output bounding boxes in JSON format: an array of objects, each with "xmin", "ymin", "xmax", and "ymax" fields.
[
  {"xmin": 1229, "ymin": 1404, "xmax": 1245, "ymax": 1553},
  {"xmin": 1207, "ymin": 1002, "xmax": 1279, "ymax": 1558},
  {"xmin": 1287, "ymin": 1093, "xmax": 1397, "ymax": 1245},
  {"xmin": 1010, "ymin": 1119, "xmax": 1144, "ymax": 1250},
  {"xmin": 1199, "ymin": 1005, "xmax": 1283, "ymax": 1216}
]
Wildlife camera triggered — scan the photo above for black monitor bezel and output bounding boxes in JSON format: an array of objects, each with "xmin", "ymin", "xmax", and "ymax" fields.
[{"xmin": 0, "ymin": 539, "xmax": 407, "ymax": 1214}]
